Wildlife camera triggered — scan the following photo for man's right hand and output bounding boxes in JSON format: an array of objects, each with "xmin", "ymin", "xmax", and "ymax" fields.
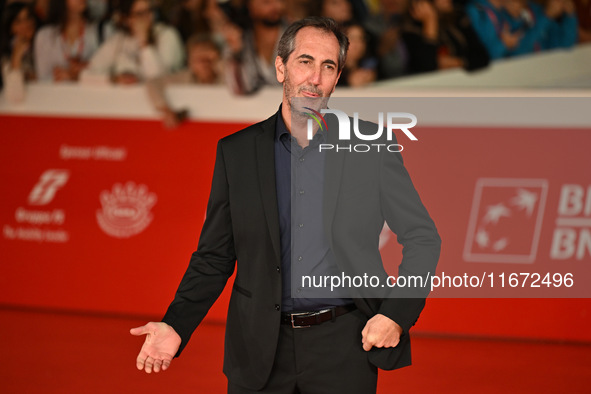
[{"xmin": 130, "ymin": 322, "xmax": 181, "ymax": 373}]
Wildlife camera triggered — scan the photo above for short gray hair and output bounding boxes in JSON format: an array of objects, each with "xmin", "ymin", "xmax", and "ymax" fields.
[{"xmin": 277, "ymin": 17, "xmax": 349, "ymax": 72}]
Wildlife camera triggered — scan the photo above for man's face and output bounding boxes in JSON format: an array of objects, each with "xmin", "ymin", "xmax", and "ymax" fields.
[{"xmin": 275, "ymin": 27, "xmax": 342, "ymax": 117}]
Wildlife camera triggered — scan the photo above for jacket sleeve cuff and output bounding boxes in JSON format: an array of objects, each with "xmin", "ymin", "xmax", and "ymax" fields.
[{"xmin": 377, "ymin": 297, "xmax": 426, "ymax": 334}]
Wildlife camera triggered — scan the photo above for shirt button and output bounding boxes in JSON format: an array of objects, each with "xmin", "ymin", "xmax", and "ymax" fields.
[
  {"xmin": 298, "ymin": 256, "xmax": 303, "ymax": 261},
  {"xmin": 298, "ymin": 223, "xmax": 304, "ymax": 228},
  {"xmin": 275, "ymin": 304, "xmax": 280, "ymax": 311},
  {"xmin": 299, "ymin": 190, "xmax": 305, "ymax": 195},
  {"xmin": 299, "ymin": 158, "xmax": 305, "ymax": 162},
  {"xmin": 276, "ymin": 266, "xmax": 280, "ymax": 273}
]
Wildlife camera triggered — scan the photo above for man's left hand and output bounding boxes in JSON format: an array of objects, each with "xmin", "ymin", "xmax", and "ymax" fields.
[{"xmin": 361, "ymin": 314, "xmax": 403, "ymax": 351}]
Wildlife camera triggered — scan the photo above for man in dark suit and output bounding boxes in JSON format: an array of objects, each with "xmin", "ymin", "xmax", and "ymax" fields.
[{"xmin": 131, "ymin": 16, "xmax": 441, "ymax": 393}]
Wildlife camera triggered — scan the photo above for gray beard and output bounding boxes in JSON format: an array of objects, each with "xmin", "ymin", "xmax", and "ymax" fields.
[{"xmin": 284, "ymin": 69, "xmax": 330, "ymax": 123}]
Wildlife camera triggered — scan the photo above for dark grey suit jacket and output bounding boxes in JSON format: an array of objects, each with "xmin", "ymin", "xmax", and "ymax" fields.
[{"xmin": 162, "ymin": 109, "xmax": 441, "ymax": 390}]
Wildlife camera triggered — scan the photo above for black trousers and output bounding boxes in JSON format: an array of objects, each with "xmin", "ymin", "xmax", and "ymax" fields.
[{"xmin": 227, "ymin": 309, "xmax": 378, "ymax": 394}]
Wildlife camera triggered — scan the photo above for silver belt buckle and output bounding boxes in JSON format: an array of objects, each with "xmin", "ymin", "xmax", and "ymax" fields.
[{"xmin": 290, "ymin": 312, "xmax": 311, "ymax": 328}]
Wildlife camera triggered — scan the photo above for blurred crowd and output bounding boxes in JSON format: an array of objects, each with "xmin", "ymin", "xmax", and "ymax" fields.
[{"xmin": 1, "ymin": 0, "xmax": 589, "ymax": 124}]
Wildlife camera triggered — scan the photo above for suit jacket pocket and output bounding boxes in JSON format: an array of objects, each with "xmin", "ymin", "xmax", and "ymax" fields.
[{"xmin": 233, "ymin": 283, "xmax": 252, "ymax": 298}]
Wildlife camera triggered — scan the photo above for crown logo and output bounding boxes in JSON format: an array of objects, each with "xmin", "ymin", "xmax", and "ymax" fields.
[{"xmin": 96, "ymin": 182, "xmax": 157, "ymax": 238}]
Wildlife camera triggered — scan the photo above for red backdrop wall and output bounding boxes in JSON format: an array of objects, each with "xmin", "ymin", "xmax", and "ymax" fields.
[{"xmin": 1, "ymin": 114, "xmax": 589, "ymax": 342}]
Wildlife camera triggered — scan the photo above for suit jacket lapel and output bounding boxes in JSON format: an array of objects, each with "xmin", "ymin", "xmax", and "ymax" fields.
[{"xmin": 256, "ymin": 111, "xmax": 282, "ymax": 265}]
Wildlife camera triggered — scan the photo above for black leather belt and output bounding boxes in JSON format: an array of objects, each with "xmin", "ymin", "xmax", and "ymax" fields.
[{"xmin": 281, "ymin": 304, "xmax": 357, "ymax": 328}]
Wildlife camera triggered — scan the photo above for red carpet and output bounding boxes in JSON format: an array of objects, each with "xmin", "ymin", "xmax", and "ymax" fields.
[{"xmin": 2, "ymin": 307, "xmax": 590, "ymax": 393}]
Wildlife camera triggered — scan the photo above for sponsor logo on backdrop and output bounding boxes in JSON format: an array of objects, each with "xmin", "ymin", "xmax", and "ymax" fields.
[
  {"xmin": 96, "ymin": 182, "xmax": 157, "ymax": 238},
  {"xmin": 550, "ymin": 184, "xmax": 591, "ymax": 260},
  {"xmin": 464, "ymin": 178, "xmax": 548, "ymax": 263},
  {"xmin": 464, "ymin": 179, "xmax": 591, "ymax": 263},
  {"xmin": 28, "ymin": 169, "xmax": 70, "ymax": 205},
  {"xmin": 3, "ymin": 169, "xmax": 70, "ymax": 243}
]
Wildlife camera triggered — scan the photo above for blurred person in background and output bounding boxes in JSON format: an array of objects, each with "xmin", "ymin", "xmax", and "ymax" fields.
[
  {"xmin": 217, "ymin": 0, "xmax": 251, "ymax": 30},
  {"xmin": 95, "ymin": 0, "xmax": 120, "ymax": 42},
  {"xmin": 399, "ymin": 0, "xmax": 439, "ymax": 73},
  {"xmin": 33, "ymin": 0, "xmax": 50, "ymax": 22},
  {"xmin": 0, "ymin": 0, "xmax": 7, "ymax": 30},
  {"xmin": 502, "ymin": 0, "xmax": 576, "ymax": 55},
  {"xmin": 465, "ymin": 0, "xmax": 573, "ymax": 59},
  {"xmin": 224, "ymin": 0, "xmax": 287, "ymax": 94},
  {"xmin": 320, "ymin": 0, "xmax": 355, "ymax": 24},
  {"xmin": 168, "ymin": 0, "xmax": 212, "ymax": 43},
  {"xmin": 364, "ymin": 0, "xmax": 408, "ymax": 79},
  {"xmin": 1, "ymin": 1, "xmax": 36, "ymax": 102},
  {"xmin": 284, "ymin": 0, "xmax": 314, "ymax": 23},
  {"xmin": 535, "ymin": 0, "xmax": 577, "ymax": 49},
  {"xmin": 433, "ymin": 0, "xmax": 490, "ymax": 70},
  {"xmin": 83, "ymin": 0, "xmax": 183, "ymax": 84},
  {"xmin": 3, "ymin": 0, "xmax": 52, "ymax": 25},
  {"xmin": 34, "ymin": 0, "xmax": 99, "ymax": 81},
  {"xmin": 574, "ymin": 0, "xmax": 591, "ymax": 42},
  {"xmin": 401, "ymin": 0, "xmax": 489, "ymax": 73},
  {"xmin": 151, "ymin": 0, "xmax": 172, "ymax": 21},
  {"xmin": 167, "ymin": 0, "xmax": 233, "ymax": 54},
  {"xmin": 87, "ymin": 0, "xmax": 107, "ymax": 21},
  {"xmin": 337, "ymin": 21, "xmax": 378, "ymax": 86},
  {"xmin": 466, "ymin": 0, "xmax": 521, "ymax": 59},
  {"xmin": 146, "ymin": 33, "xmax": 224, "ymax": 128}
]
